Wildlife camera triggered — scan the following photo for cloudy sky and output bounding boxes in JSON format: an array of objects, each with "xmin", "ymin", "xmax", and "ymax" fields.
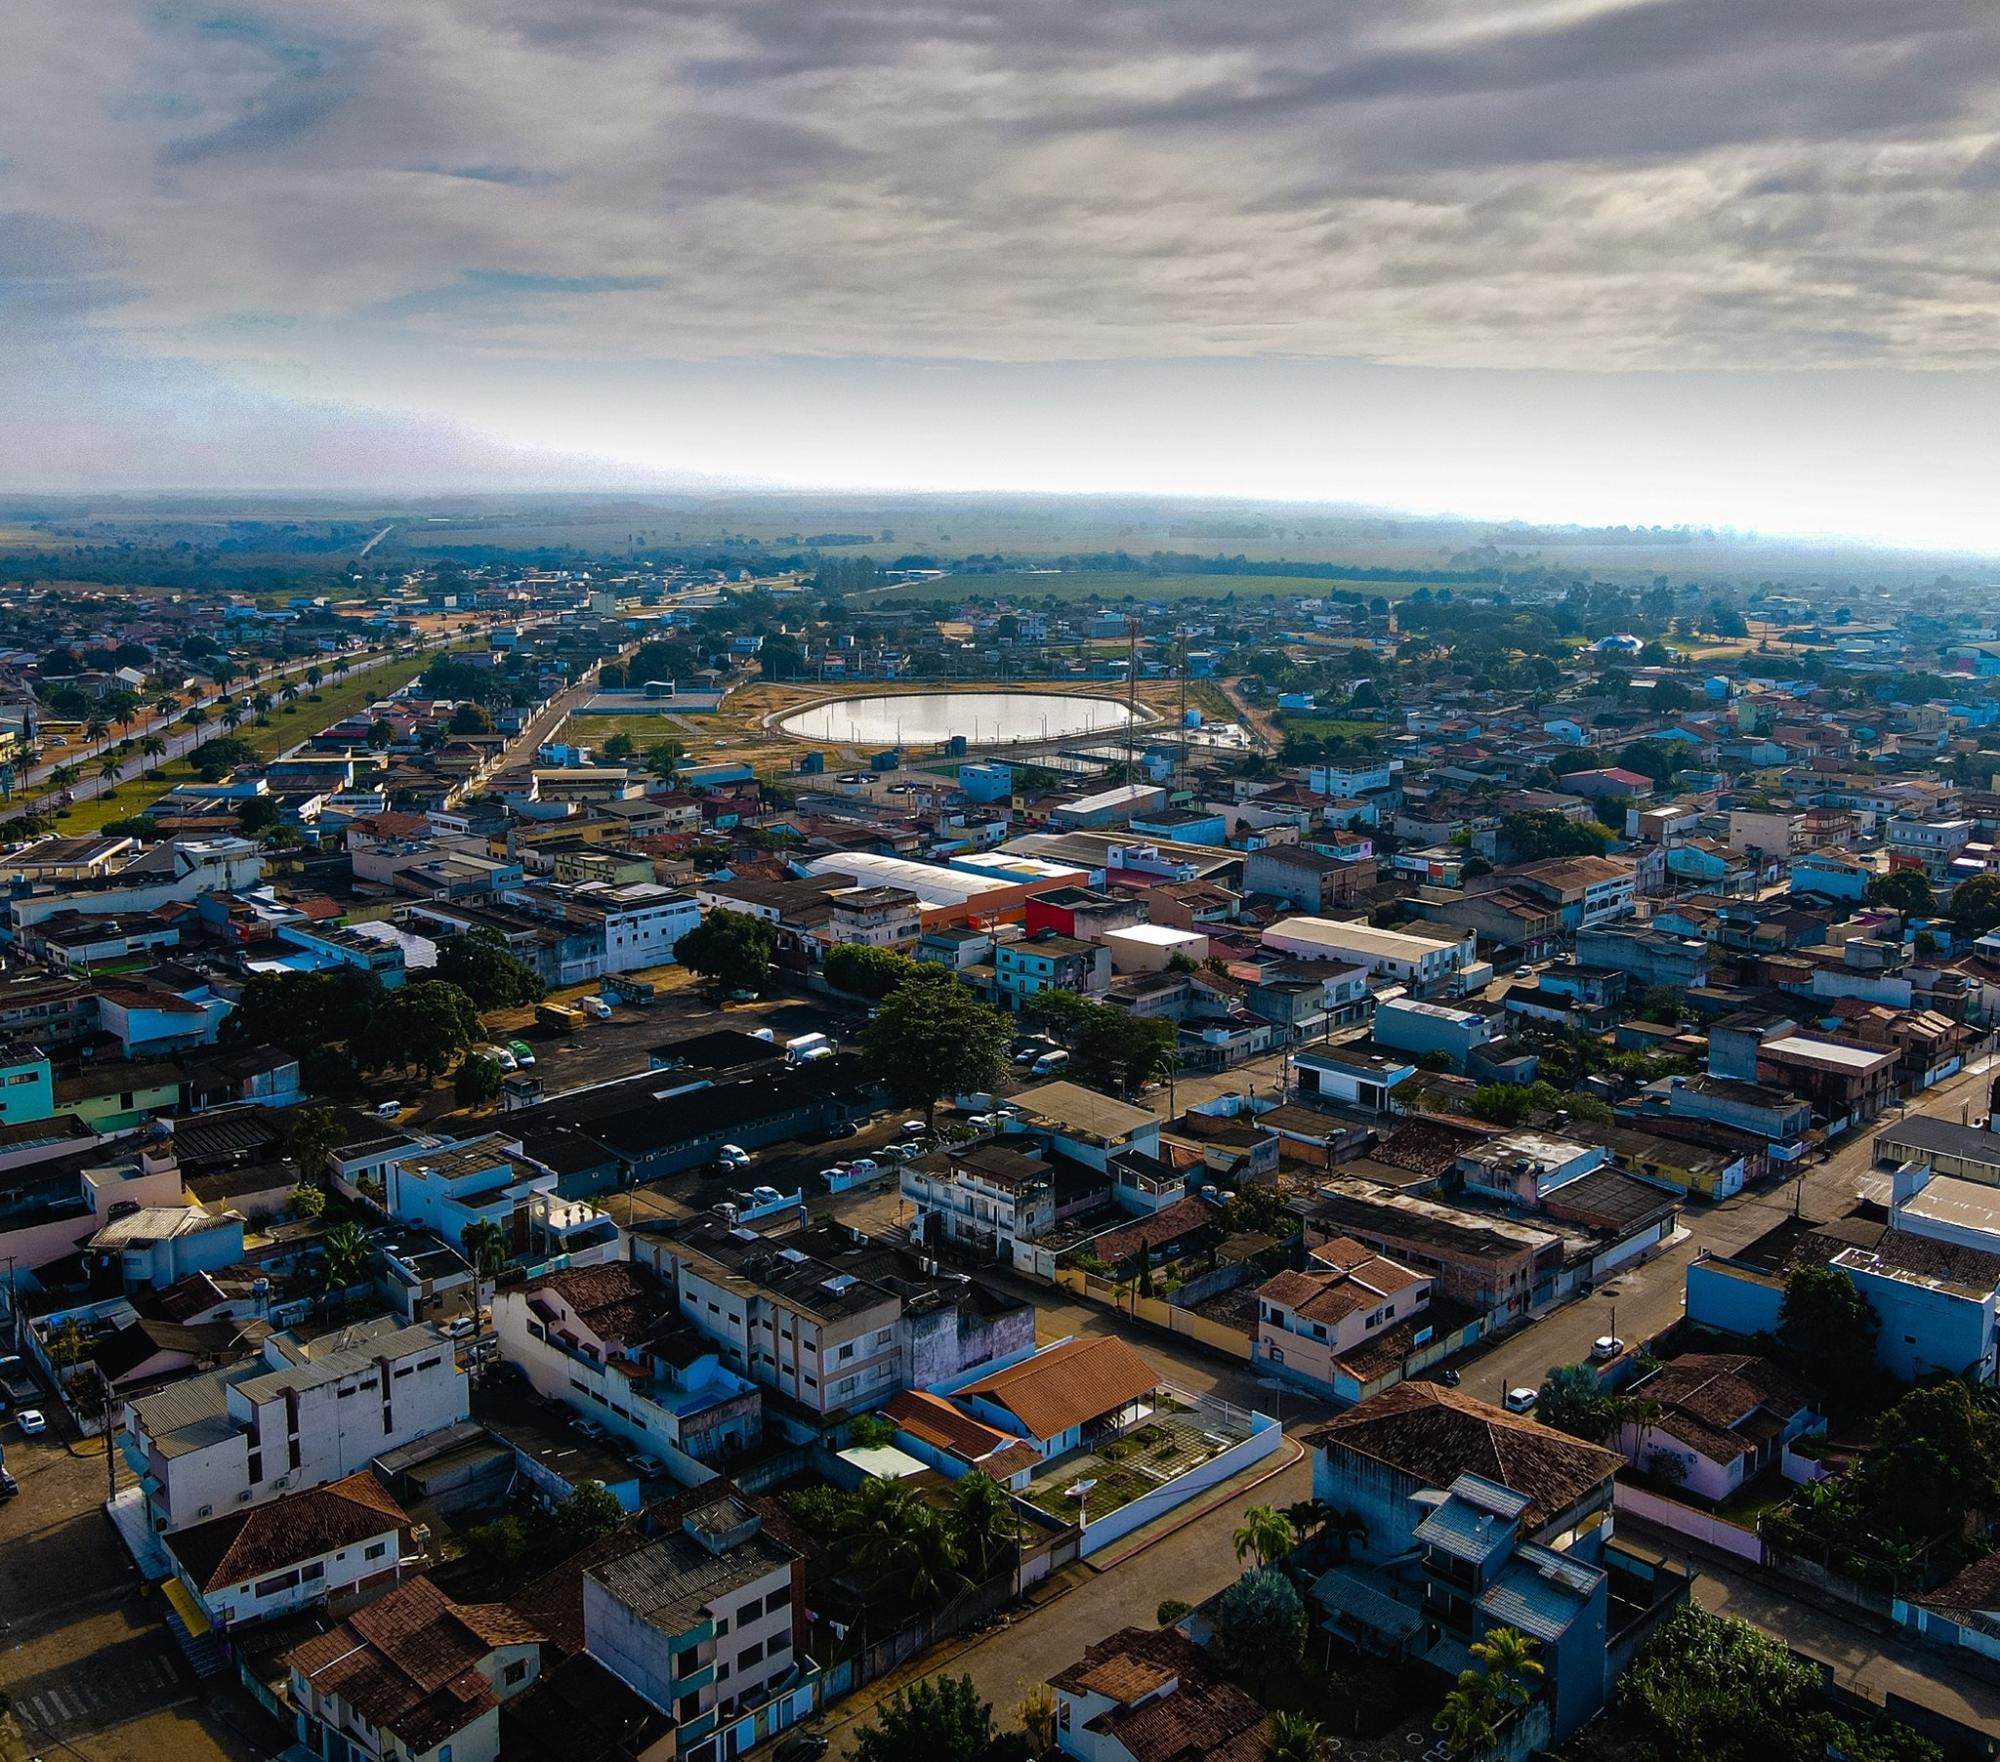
[{"xmin": 8, "ymin": 0, "xmax": 2000, "ymax": 545}]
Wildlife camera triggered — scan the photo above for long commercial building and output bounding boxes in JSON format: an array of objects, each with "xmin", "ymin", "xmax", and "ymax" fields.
[{"xmin": 1261, "ymin": 916, "xmax": 1475, "ymax": 995}]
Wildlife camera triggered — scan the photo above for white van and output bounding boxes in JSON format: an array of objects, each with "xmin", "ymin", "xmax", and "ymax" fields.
[
  {"xmin": 785, "ymin": 1032, "xmax": 833, "ymax": 1064},
  {"xmin": 1031, "ymin": 1049, "xmax": 1071, "ymax": 1076}
]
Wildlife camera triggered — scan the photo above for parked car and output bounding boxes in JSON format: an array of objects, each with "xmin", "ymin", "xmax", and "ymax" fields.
[
  {"xmin": 824, "ymin": 1120, "xmax": 857, "ymax": 1140},
  {"xmin": 373, "ymin": 1100, "xmax": 404, "ymax": 1119},
  {"xmin": 1503, "ymin": 1388, "xmax": 1538, "ymax": 1414},
  {"xmin": 750, "ymin": 1185, "xmax": 785, "ymax": 1205},
  {"xmin": 1513, "ymin": 963, "xmax": 1535, "ymax": 978},
  {"xmin": 899, "ymin": 1120, "xmax": 927, "ymax": 1137},
  {"xmin": 15, "ymin": 1409, "xmax": 47, "ymax": 1435},
  {"xmin": 632, "ymin": 1454, "xmax": 667, "ymax": 1478},
  {"xmin": 570, "ymin": 1417, "xmax": 607, "ymax": 1441},
  {"xmin": 1436, "ymin": 1366, "xmax": 1462, "ymax": 1388},
  {"xmin": 846, "ymin": 1157, "xmax": 881, "ymax": 1181},
  {"xmin": 444, "ymin": 1316, "xmax": 476, "ymax": 1339},
  {"xmin": 717, "ymin": 1144, "xmax": 750, "ymax": 1168},
  {"xmin": 1590, "ymin": 1335, "xmax": 1625, "ymax": 1361},
  {"xmin": 508, "ymin": 1040, "xmax": 537, "ymax": 1068},
  {"xmin": 884, "ymin": 1142, "xmax": 922, "ymax": 1162},
  {"xmin": 0, "ymin": 1467, "xmax": 17, "ymax": 1498},
  {"xmin": 483, "ymin": 1045, "xmax": 519, "ymax": 1072}
]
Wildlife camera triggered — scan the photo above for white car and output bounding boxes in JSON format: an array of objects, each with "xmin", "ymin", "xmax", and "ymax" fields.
[
  {"xmin": 750, "ymin": 1185, "xmax": 785, "ymax": 1205},
  {"xmin": 717, "ymin": 1144, "xmax": 750, "ymax": 1167},
  {"xmin": 444, "ymin": 1316, "xmax": 476, "ymax": 1339},
  {"xmin": 570, "ymin": 1417, "xmax": 607, "ymax": 1441},
  {"xmin": 845, "ymin": 1157, "xmax": 881, "ymax": 1181},
  {"xmin": 1503, "ymin": 1388, "xmax": 1538, "ymax": 1414},
  {"xmin": 1590, "ymin": 1336, "xmax": 1625, "ymax": 1361},
  {"xmin": 899, "ymin": 1120, "xmax": 927, "ymax": 1137},
  {"xmin": 632, "ymin": 1455, "xmax": 667, "ymax": 1478},
  {"xmin": 15, "ymin": 1409, "xmax": 47, "ymax": 1435}
]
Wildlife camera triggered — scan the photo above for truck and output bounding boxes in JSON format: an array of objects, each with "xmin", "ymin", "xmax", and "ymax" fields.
[
  {"xmin": 536, "ymin": 1001, "xmax": 585, "ymax": 1034},
  {"xmin": 579, "ymin": 995, "xmax": 614, "ymax": 1020},
  {"xmin": 784, "ymin": 1032, "xmax": 833, "ymax": 1064}
]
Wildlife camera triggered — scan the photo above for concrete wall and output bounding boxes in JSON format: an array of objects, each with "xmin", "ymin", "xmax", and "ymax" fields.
[
  {"xmin": 1685, "ymin": 1257, "xmax": 1785, "ymax": 1338},
  {"xmin": 1613, "ymin": 1481, "xmax": 1763, "ymax": 1562},
  {"xmin": 1075, "ymin": 1412, "xmax": 1283, "ymax": 1556}
]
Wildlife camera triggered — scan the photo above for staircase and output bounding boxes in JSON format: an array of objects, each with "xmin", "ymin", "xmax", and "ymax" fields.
[{"xmin": 161, "ymin": 1597, "xmax": 229, "ymax": 1680}]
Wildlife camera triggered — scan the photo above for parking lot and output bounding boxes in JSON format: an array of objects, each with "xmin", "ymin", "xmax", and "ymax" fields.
[{"xmin": 0, "ymin": 1395, "xmax": 278, "ymax": 1762}]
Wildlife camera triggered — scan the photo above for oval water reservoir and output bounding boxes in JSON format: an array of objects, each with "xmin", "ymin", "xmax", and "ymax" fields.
[{"xmin": 776, "ymin": 690, "xmax": 1139, "ymax": 747}]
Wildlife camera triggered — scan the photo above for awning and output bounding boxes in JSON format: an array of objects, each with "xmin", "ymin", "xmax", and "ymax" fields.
[{"xmin": 160, "ymin": 1575, "xmax": 212, "ymax": 1638}]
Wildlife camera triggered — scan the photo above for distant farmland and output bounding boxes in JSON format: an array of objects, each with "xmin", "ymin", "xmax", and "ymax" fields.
[{"xmin": 861, "ymin": 571, "xmax": 1427, "ymax": 607}]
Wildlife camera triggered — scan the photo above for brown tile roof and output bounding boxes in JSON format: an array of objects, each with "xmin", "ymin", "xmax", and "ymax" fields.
[
  {"xmin": 1088, "ymin": 1196, "xmax": 1216, "ymax": 1265},
  {"xmin": 882, "ymin": 1389, "xmax": 1033, "ymax": 1466},
  {"xmin": 1260, "ymin": 1240, "xmax": 1425, "ymax": 1325},
  {"xmin": 1302, "ymin": 1382, "xmax": 1620, "ymax": 1532},
  {"xmin": 957, "ymin": 1337, "xmax": 1160, "ymax": 1443},
  {"xmin": 527, "ymin": 1260, "xmax": 671, "ymax": 1347},
  {"xmin": 287, "ymin": 1577, "xmax": 543, "ymax": 1752},
  {"xmin": 508, "ymin": 1530, "xmax": 654, "ymax": 1660},
  {"xmin": 169, "ymin": 1470, "xmax": 409, "ymax": 1593},
  {"xmin": 1051, "ymin": 1627, "xmax": 1269, "ymax": 1762}
]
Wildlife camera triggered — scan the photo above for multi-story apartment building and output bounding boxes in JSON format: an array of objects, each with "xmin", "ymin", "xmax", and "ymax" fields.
[
  {"xmin": 583, "ymin": 1492, "xmax": 814, "ymax": 1762},
  {"xmin": 992, "ymin": 932, "xmax": 1110, "ymax": 1006},
  {"xmin": 494, "ymin": 1262, "xmax": 762, "ymax": 1477},
  {"xmin": 901, "ymin": 1141, "xmax": 1056, "ymax": 1267},
  {"xmin": 502, "ymin": 880, "xmax": 700, "ymax": 979},
  {"xmin": 1253, "ymin": 1236, "xmax": 1431, "ymax": 1391},
  {"xmin": 122, "ymin": 1317, "xmax": 468, "ymax": 1531},
  {"xmin": 630, "ymin": 1221, "xmax": 1034, "ymax": 1419},
  {"xmin": 825, "ymin": 885, "xmax": 922, "ymax": 950}
]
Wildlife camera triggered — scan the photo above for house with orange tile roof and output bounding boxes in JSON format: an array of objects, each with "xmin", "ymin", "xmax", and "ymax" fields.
[{"xmin": 955, "ymin": 1336, "xmax": 1160, "ymax": 1460}]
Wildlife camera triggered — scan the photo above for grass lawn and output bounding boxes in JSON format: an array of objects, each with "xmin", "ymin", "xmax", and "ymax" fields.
[
  {"xmin": 51, "ymin": 647, "xmax": 453, "ymax": 836},
  {"xmin": 1278, "ymin": 715, "xmax": 1387, "ymax": 743},
  {"xmin": 863, "ymin": 571, "xmax": 1427, "ymax": 607}
]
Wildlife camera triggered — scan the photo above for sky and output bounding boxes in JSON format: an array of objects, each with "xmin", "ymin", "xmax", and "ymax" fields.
[{"xmin": 7, "ymin": 0, "xmax": 2000, "ymax": 548}]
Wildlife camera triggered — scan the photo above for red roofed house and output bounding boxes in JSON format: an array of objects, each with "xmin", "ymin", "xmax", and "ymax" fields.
[
  {"xmin": 878, "ymin": 1388, "xmax": 1044, "ymax": 1488},
  {"xmin": 166, "ymin": 1469, "xmax": 413, "ymax": 1630},
  {"xmin": 1252, "ymin": 1236, "xmax": 1431, "ymax": 1392},
  {"xmin": 956, "ymin": 1336, "xmax": 1161, "ymax": 1460},
  {"xmin": 1552, "ymin": 766, "xmax": 1654, "ymax": 802},
  {"xmin": 1049, "ymin": 1624, "xmax": 1269, "ymax": 1762},
  {"xmin": 285, "ymin": 1575, "xmax": 544, "ymax": 1762},
  {"xmin": 1614, "ymin": 1352, "xmax": 1822, "ymax": 1502}
]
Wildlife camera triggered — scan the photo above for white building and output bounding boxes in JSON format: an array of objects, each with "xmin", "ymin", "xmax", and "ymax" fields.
[
  {"xmin": 384, "ymin": 1132, "xmax": 556, "ymax": 1246},
  {"xmin": 165, "ymin": 1470, "xmax": 412, "ymax": 1629},
  {"xmin": 1261, "ymin": 916, "xmax": 1474, "ymax": 994},
  {"xmin": 901, "ymin": 1141, "xmax": 1056, "ymax": 1269},
  {"xmin": 583, "ymin": 1494, "xmax": 813, "ymax": 1762},
  {"xmin": 122, "ymin": 1317, "xmax": 468, "ymax": 1531},
  {"xmin": 1307, "ymin": 760, "xmax": 1395, "ymax": 799},
  {"xmin": 1099, "ymin": 924, "xmax": 1209, "ymax": 974}
]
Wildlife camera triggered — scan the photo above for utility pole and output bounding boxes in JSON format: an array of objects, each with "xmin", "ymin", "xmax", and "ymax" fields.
[
  {"xmin": 1124, "ymin": 617, "xmax": 1140, "ymax": 789},
  {"xmin": 103, "ymin": 1364, "xmax": 118, "ymax": 1504}
]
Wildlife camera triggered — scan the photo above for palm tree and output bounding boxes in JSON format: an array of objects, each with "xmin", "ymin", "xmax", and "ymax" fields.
[
  {"xmin": 182, "ymin": 704, "xmax": 208, "ymax": 733},
  {"xmin": 305, "ymin": 664, "xmax": 323, "ymax": 692},
  {"xmin": 949, "ymin": 1470, "xmax": 1017, "ymax": 1582},
  {"xmin": 1468, "ymin": 1628, "xmax": 1543, "ymax": 1708},
  {"xmin": 252, "ymin": 690, "xmax": 273, "ymax": 724},
  {"xmin": 1432, "ymin": 1683, "xmax": 1499, "ymax": 1759},
  {"xmin": 332, "ymin": 655, "xmax": 350, "ymax": 679},
  {"xmin": 1265, "ymin": 1712, "xmax": 1324, "ymax": 1762},
  {"xmin": 1232, "ymin": 1504, "xmax": 1293, "ymax": 1569},
  {"xmin": 1016, "ymin": 1687, "xmax": 1058, "ymax": 1761},
  {"xmin": 48, "ymin": 762, "xmax": 81, "ymax": 794},
  {"xmin": 835, "ymin": 1475, "xmax": 924, "ymax": 1578},
  {"xmin": 95, "ymin": 753, "xmax": 122, "ymax": 785},
  {"xmin": 899, "ymin": 1505, "xmax": 968, "ymax": 1608},
  {"xmin": 320, "ymin": 1222, "xmax": 371, "ymax": 1296},
  {"xmin": 1283, "ymin": 1499, "xmax": 1367, "ymax": 1560},
  {"xmin": 221, "ymin": 701, "xmax": 244, "ymax": 732},
  {"xmin": 139, "ymin": 734, "xmax": 167, "ymax": 761},
  {"xmin": 153, "ymin": 693, "xmax": 178, "ymax": 722},
  {"xmin": 84, "ymin": 712, "xmax": 110, "ymax": 746},
  {"xmin": 460, "ymin": 1219, "xmax": 508, "ymax": 1365},
  {"xmin": 281, "ymin": 682, "xmax": 300, "ymax": 706}
]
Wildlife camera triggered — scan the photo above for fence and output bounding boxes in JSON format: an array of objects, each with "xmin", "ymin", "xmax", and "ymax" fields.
[
  {"xmin": 1076, "ymin": 1409, "xmax": 1283, "ymax": 1555},
  {"xmin": 1051, "ymin": 1267, "xmax": 1253, "ymax": 1359},
  {"xmin": 1613, "ymin": 1481, "xmax": 1764, "ymax": 1563}
]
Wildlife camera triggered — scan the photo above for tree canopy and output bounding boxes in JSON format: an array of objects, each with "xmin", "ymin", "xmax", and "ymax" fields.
[
  {"xmin": 1778, "ymin": 1264, "xmax": 1878, "ymax": 1408},
  {"xmin": 1864, "ymin": 869, "xmax": 1935, "ymax": 918},
  {"xmin": 434, "ymin": 927, "xmax": 546, "ymax": 1009},
  {"xmin": 1499, "ymin": 810, "xmax": 1612, "ymax": 861},
  {"xmin": 824, "ymin": 942, "xmax": 923, "ymax": 999},
  {"xmin": 675, "ymin": 908, "xmax": 778, "ymax": 997},
  {"xmin": 852, "ymin": 1674, "xmax": 996, "ymax": 1762},
  {"xmin": 862, "ymin": 969, "xmax": 1011, "ymax": 1131}
]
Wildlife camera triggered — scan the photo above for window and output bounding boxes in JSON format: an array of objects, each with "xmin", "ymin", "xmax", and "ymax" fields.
[
  {"xmin": 302, "ymin": 1561, "xmax": 324, "ymax": 1581},
  {"xmin": 766, "ymin": 1582, "xmax": 792, "ymax": 1610},
  {"xmin": 417, "ymin": 1357, "xmax": 441, "ymax": 1372},
  {"xmin": 1267, "ymin": 1346, "xmax": 1285, "ymax": 1365},
  {"xmin": 738, "ymin": 1642, "xmax": 764, "ymax": 1669},
  {"xmin": 504, "ymin": 1660, "xmax": 528, "ymax": 1687},
  {"xmin": 767, "ymin": 1630, "xmax": 790, "ymax": 1656},
  {"xmin": 393, "ymin": 1364, "xmax": 413, "ymax": 1379},
  {"xmin": 365, "ymin": 1542, "xmax": 388, "ymax": 1561},
  {"xmin": 737, "ymin": 1598, "xmax": 761, "ymax": 1625}
]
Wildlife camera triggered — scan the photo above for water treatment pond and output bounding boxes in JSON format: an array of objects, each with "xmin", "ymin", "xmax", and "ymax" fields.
[{"xmin": 776, "ymin": 691, "xmax": 1139, "ymax": 747}]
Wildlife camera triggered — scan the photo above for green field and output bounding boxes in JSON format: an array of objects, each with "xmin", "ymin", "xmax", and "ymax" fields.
[
  {"xmin": 49, "ymin": 646, "xmax": 460, "ymax": 835},
  {"xmin": 861, "ymin": 570, "xmax": 1428, "ymax": 607}
]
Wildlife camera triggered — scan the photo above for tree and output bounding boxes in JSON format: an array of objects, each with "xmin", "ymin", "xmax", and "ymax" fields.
[
  {"xmin": 1862, "ymin": 1381, "xmax": 2000, "ymax": 1543},
  {"xmin": 372, "ymin": 979, "xmax": 484, "ymax": 1077},
  {"xmin": 824, "ymin": 942, "xmax": 921, "ymax": 999},
  {"xmin": 1537, "ymin": 1362, "xmax": 1617, "ymax": 1442},
  {"xmin": 852, "ymin": 1673, "xmax": 995, "ymax": 1762},
  {"xmin": 1211, "ymin": 1567, "xmax": 1305, "ymax": 1691},
  {"xmin": 674, "ymin": 908, "xmax": 778, "ymax": 998},
  {"xmin": 288, "ymin": 1103, "xmax": 340, "ymax": 1183},
  {"xmin": 1779, "ymin": 1263, "xmax": 1879, "ymax": 1406},
  {"xmin": 948, "ymin": 1471, "xmax": 1017, "ymax": 1583},
  {"xmin": 1016, "ymin": 1685, "xmax": 1058, "ymax": 1761},
  {"xmin": 601, "ymin": 731, "xmax": 635, "ymax": 760},
  {"xmin": 456, "ymin": 1052, "xmax": 504, "ymax": 1106},
  {"xmin": 448, "ymin": 701, "xmax": 493, "ymax": 735},
  {"xmin": 1864, "ymin": 870, "xmax": 1934, "ymax": 918},
  {"xmin": 1469, "ymin": 1627, "xmax": 1543, "ymax": 1707},
  {"xmin": 237, "ymin": 795, "xmax": 282, "ymax": 837},
  {"xmin": 434, "ymin": 928, "xmax": 546, "ymax": 1008},
  {"xmin": 1265, "ymin": 1713, "xmax": 1324, "ymax": 1762},
  {"xmin": 1231, "ymin": 1505, "xmax": 1293, "ymax": 1569},
  {"xmin": 643, "ymin": 738, "xmax": 685, "ymax": 782},
  {"xmin": 48, "ymin": 1317, "xmax": 87, "ymax": 1368},
  {"xmin": 1432, "ymin": 1684, "xmax": 1499, "ymax": 1759},
  {"xmin": 320, "ymin": 1221, "xmax": 371, "ymax": 1294},
  {"xmin": 862, "ymin": 970, "xmax": 1011, "ymax": 1134},
  {"xmin": 1155, "ymin": 1598, "xmax": 1193, "ymax": 1626},
  {"xmin": 1949, "ymin": 873, "xmax": 2000, "ymax": 937},
  {"xmin": 291, "ymin": 1183, "xmax": 327, "ymax": 1219},
  {"xmin": 462, "ymin": 1513, "xmax": 528, "ymax": 1579},
  {"xmin": 1500, "ymin": 810, "xmax": 1611, "ymax": 861},
  {"xmin": 554, "ymin": 1479, "xmax": 626, "ymax": 1551},
  {"xmin": 1071, "ymin": 1007, "xmax": 1177, "ymax": 1099}
]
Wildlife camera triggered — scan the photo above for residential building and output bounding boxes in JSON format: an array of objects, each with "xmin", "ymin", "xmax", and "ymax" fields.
[
  {"xmin": 385, "ymin": 1132, "xmax": 557, "ymax": 1248},
  {"xmin": 825, "ymin": 885, "xmax": 922, "ymax": 950},
  {"xmin": 1574, "ymin": 926, "xmax": 1708, "ymax": 989},
  {"xmin": 630, "ymin": 1220, "xmax": 1035, "ymax": 1418},
  {"xmin": 1290, "ymin": 1045, "xmax": 1417, "ymax": 1114},
  {"xmin": 1303, "ymin": 1384, "xmax": 1635, "ymax": 1741},
  {"xmin": 165, "ymin": 1470, "xmax": 413, "ymax": 1630},
  {"xmin": 994, "ymin": 933, "xmax": 1111, "ymax": 1005},
  {"xmin": 582, "ymin": 1493, "xmax": 814, "ymax": 1760},
  {"xmin": 902, "ymin": 1140, "xmax": 1056, "ymax": 1268},
  {"xmin": 955, "ymin": 1335, "xmax": 1160, "ymax": 1460},
  {"xmin": 495, "ymin": 1262, "xmax": 763, "ymax": 1479},
  {"xmin": 1253, "ymin": 1237, "xmax": 1431, "ymax": 1390},
  {"xmin": 1615, "ymin": 1353, "xmax": 1822, "ymax": 1501},
  {"xmin": 286, "ymin": 1576, "xmax": 544, "ymax": 1762},
  {"xmin": 121, "ymin": 1317, "xmax": 469, "ymax": 1531},
  {"xmin": 1243, "ymin": 844, "xmax": 1372, "ymax": 913},
  {"xmin": 1509, "ymin": 857, "xmax": 1636, "ymax": 930},
  {"xmin": 1050, "ymin": 1626, "xmax": 1269, "ymax": 1762},
  {"xmin": 1370, "ymin": 993, "xmax": 1494, "ymax": 1072}
]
